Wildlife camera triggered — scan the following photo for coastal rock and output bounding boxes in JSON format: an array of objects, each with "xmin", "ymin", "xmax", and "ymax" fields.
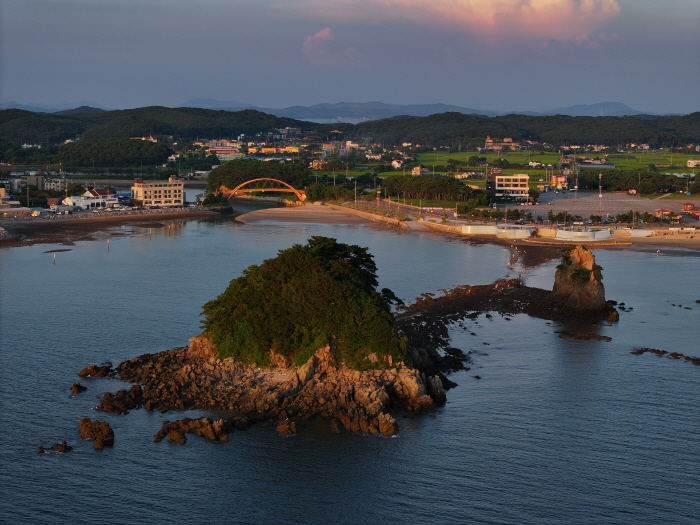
[
  {"xmin": 78, "ymin": 364, "xmax": 114, "ymax": 378},
  {"xmin": 71, "ymin": 383, "xmax": 88, "ymax": 394},
  {"xmin": 90, "ymin": 343, "xmax": 449, "ymax": 439},
  {"xmin": 79, "ymin": 418, "xmax": 114, "ymax": 450},
  {"xmin": 154, "ymin": 417, "xmax": 232, "ymax": 443},
  {"xmin": 186, "ymin": 333, "xmax": 217, "ymax": 360},
  {"xmin": 551, "ymin": 245, "xmax": 606, "ymax": 310},
  {"xmin": 276, "ymin": 419, "xmax": 297, "ymax": 436},
  {"xmin": 37, "ymin": 441, "xmax": 73, "ymax": 453},
  {"xmin": 425, "ymin": 376, "xmax": 446, "ymax": 405}
]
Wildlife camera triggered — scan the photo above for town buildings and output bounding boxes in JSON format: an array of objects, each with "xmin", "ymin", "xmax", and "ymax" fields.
[{"xmin": 130, "ymin": 177, "xmax": 184, "ymax": 207}]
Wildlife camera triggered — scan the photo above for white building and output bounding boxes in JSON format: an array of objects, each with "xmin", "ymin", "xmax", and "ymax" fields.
[
  {"xmin": 63, "ymin": 188, "xmax": 118, "ymax": 210},
  {"xmin": 686, "ymin": 160, "xmax": 700, "ymax": 168}
]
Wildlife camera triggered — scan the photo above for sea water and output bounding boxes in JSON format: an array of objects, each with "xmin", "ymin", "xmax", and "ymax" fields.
[{"xmin": 1, "ymin": 207, "xmax": 699, "ymax": 524}]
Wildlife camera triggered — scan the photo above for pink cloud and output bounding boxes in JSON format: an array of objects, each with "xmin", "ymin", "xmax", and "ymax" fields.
[
  {"xmin": 302, "ymin": 28, "xmax": 367, "ymax": 66},
  {"xmin": 288, "ymin": 1, "xmax": 621, "ymax": 45}
]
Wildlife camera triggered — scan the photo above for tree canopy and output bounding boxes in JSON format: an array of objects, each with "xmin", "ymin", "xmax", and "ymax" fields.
[
  {"xmin": 207, "ymin": 158, "xmax": 310, "ymax": 192},
  {"xmin": 200, "ymin": 236, "xmax": 407, "ymax": 370},
  {"xmin": 56, "ymin": 138, "xmax": 171, "ymax": 167}
]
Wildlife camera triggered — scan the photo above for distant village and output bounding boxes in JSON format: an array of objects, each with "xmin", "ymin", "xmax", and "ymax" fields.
[{"xmin": 2, "ymin": 127, "xmax": 699, "ymax": 219}]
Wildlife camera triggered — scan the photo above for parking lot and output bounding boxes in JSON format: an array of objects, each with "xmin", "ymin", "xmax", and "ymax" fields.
[{"xmin": 511, "ymin": 191, "xmax": 697, "ymax": 220}]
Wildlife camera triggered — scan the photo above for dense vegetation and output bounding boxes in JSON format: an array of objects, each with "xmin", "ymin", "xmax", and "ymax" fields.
[
  {"xmin": 0, "ymin": 107, "xmax": 322, "ymax": 145},
  {"xmin": 3, "ymin": 106, "xmax": 699, "ymax": 151},
  {"xmin": 381, "ymin": 174, "xmax": 473, "ymax": 201},
  {"xmin": 200, "ymin": 237, "xmax": 407, "ymax": 370},
  {"xmin": 56, "ymin": 139, "xmax": 171, "ymax": 168},
  {"xmin": 350, "ymin": 112, "xmax": 700, "ymax": 148},
  {"xmin": 207, "ymin": 158, "xmax": 310, "ymax": 192}
]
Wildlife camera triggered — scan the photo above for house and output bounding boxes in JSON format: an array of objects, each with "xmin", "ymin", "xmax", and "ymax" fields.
[
  {"xmin": 686, "ymin": 160, "xmax": 700, "ymax": 168},
  {"xmin": 411, "ymin": 166, "xmax": 430, "ymax": 176},
  {"xmin": 682, "ymin": 203, "xmax": 700, "ymax": 219},
  {"xmin": 391, "ymin": 160, "xmax": 403, "ymax": 169},
  {"xmin": 131, "ymin": 177, "xmax": 184, "ymax": 207},
  {"xmin": 131, "ymin": 136, "xmax": 158, "ymax": 142},
  {"xmin": 63, "ymin": 188, "xmax": 118, "ymax": 210}
]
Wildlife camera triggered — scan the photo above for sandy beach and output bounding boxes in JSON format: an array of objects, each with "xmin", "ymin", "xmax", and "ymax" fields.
[{"xmin": 236, "ymin": 204, "xmax": 371, "ymax": 225}]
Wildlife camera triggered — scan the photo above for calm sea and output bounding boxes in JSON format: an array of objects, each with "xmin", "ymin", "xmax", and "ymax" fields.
[{"xmin": 1, "ymin": 202, "xmax": 699, "ymax": 524}]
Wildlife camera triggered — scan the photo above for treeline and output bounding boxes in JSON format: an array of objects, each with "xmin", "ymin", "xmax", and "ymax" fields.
[
  {"xmin": 56, "ymin": 139, "xmax": 171, "ymax": 168},
  {"xmin": 0, "ymin": 107, "xmax": 326, "ymax": 145},
  {"xmin": 207, "ymin": 159, "xmax": 310, "ymax": 192},
  {"xmin": 351, "ymin": 112, "xmax": 700, "ymax": 148},
  {"xmin": 4, "ymin": 105, "xmax": 700, "ymax": 150},
  {"xmin": 577, "ymin": 169, "xmax": 695, "ymax": 193},
  {"xmin": 381, "ymin": 175, "xmax": 473, "ymax": 201}
]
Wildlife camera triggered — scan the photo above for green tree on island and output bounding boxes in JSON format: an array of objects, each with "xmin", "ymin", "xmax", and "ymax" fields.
[{"xmin": 200, "ymin": 237, "xmax": 407, "ymax": 370}]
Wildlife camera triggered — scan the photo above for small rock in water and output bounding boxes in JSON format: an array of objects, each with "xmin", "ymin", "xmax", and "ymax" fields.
[{"xmin": 276, "ymin": 419, "xmax": 297, "ymax": 437}]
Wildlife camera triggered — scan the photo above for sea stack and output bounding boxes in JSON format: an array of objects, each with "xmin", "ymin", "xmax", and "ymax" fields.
[{"xmin": 551, "ymin": 245, "xmax": 606, "ymax": 310}]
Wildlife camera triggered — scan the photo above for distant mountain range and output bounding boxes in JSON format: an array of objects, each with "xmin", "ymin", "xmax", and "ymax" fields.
[
  {"xmin": 175, "ymin": 99, "xmax": 651, "ymax": 119},
  {"xmin": 1, "ymin": 99, "xmax": 656, "ymax": 119}
]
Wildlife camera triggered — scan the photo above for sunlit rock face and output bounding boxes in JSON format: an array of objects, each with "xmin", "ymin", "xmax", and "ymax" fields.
[{"xmin": 551, "ymin": 245, "xmax": 606, "ymax": 310}]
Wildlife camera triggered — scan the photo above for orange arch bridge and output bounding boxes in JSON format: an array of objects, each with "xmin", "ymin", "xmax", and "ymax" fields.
[{"xmin": 221, "ymin": 178, "xmax": 306, "ymax": 201}]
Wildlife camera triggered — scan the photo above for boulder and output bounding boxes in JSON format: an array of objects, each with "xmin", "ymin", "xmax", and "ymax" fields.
[
  {"xmin": 425, "ymin": 375, "xmax": 446, "ymax": 405},
  {"xmin": 167, "ymin": 430, "xmax": 187, "ymax": 445},
  {"xmin": 79, "ymin": 418, "xmax": 114, "ymax": 450},
  {"xmin": 276, "ymin": 419, "xmax": 297, "ymax": 436},
  {"xmin": 71, "ymin": 383, "xmax": 87, "ymax": 394}
]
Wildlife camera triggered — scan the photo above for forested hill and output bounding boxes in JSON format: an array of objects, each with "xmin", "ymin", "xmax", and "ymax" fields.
[
  {"xmin": 0, "ymin": 107, "xmax": 327, "ymax": 145},
  {"xmin": 2, "ymin": 105, "xmax": 699, "ymax": 148},
  {"xmin": 350, "ymin": 112, "xmax": 700, "ymax": 148}
]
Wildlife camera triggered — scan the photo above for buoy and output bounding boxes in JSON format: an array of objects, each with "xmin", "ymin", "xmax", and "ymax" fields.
[{"xmin": 657, "ymin": 250, "xmax": 660, "ymax": 256}]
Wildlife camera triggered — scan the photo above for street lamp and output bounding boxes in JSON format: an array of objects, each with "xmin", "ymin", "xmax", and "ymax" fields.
[{"xmin": 598, "ymin": 172, "xmax": 603, "ymax": 213}]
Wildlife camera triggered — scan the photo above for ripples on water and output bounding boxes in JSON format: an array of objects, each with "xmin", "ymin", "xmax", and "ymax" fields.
[{"xmin": 1, "ymin": 209, "xmax": 699, "ymax": 524}]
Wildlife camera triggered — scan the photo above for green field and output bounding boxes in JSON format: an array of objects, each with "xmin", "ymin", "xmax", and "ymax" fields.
[{"xmin": 408, "ymin": 150, "xmax": 700, "ymax": 176}]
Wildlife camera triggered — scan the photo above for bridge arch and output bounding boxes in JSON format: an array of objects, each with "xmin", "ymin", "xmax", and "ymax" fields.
[{"xmin": 220, "ymin": 178, "xmax": 306, "ymax": 201}]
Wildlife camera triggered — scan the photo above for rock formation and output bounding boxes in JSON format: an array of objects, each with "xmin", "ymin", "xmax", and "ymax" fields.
[
  {"xmin": 87, "ymin": 341, "xmax": 446, "ymax": 439},
  {"xmin": 551, "ymin": 245, "xmax": 606, "ymax": 310},
  {"xmin": 79, "ymin": 418, "xmax": 114, "ymax": 450}
]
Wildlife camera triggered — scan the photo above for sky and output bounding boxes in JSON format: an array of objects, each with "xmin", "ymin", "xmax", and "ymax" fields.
[{"xmin": 2, "ymin": 0, "xmax": 699, "ymax": 114}]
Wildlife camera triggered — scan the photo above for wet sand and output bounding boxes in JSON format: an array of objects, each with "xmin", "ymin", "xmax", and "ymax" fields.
[{"xmin": 0, "ymin": 209, "xmax": 216, "ymax": 248}]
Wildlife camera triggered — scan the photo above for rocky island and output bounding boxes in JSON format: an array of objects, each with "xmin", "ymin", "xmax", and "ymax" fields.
[{"xmin": 78, "ymin": 242, "xmax": 618, "ymax": 444}]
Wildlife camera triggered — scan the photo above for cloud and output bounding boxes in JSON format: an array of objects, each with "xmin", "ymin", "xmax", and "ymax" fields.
[
  {"xmin": 302, "ymin": 28, "xmax": 367, "ymax": 66},
  {"xmin": 288, "ymin": 0, "xmax": 621, "ymax": 45}
]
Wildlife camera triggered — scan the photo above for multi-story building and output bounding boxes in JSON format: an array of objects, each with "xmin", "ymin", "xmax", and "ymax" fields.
[
  {"xmin": 411, "ymin": 166, "xmax": 430, "ymax": 176},
  {"xmin": 131, "ymin": 177, "xmax": 184, "ymax": 207},
  {"xmin": 486, "ymin": 169, "xmax": 530, "ymax": 201}
]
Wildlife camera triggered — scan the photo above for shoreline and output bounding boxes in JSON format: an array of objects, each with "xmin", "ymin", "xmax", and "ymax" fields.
[
  {"xmin": 0, "ymin": 208, "xmax": 218, "ymax": 248},
  {"xmin": 3, "ymin": 201, "xmax": 699, "ymax": 253},
  {"xmin": 239, "ymin": 204, "xmax": 700, "ymax": 253}
]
